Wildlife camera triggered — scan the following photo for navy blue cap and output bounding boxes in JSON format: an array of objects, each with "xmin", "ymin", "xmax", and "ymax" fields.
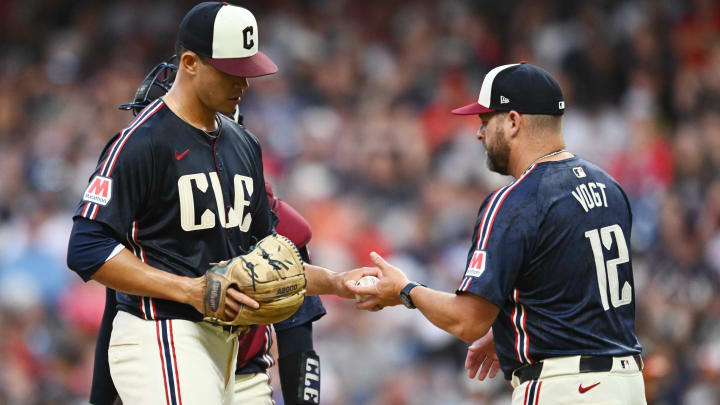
[{"xmin": 452, "ymin": 63, "xmax": 565, "ymax": 115}]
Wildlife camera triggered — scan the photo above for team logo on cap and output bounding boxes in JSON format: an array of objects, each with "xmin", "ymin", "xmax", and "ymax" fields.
[
  {"xmin": 83, "ymin": 176, "xmax": 113, "ymax": 206},
  {"xmin": 242, "ymin": 26, "xmax": 254, "ymax": 49}
]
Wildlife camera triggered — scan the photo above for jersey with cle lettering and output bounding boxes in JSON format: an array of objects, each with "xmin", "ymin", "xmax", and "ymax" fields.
[
  {"xmin": 74, "ymin": 98, "xmax": 274, "ymax": 321},
  {"xmin": 456, "ymin": 157, "xmax": 642, "ymax": 380}
]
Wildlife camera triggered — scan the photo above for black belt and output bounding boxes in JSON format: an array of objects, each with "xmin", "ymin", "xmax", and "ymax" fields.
[
  {"xmin": 221, "ymin": 324, "xmax": 251, "ymax": 335},
  {"xmin": 513, "ymin": 354, "xmax": 643, "ymax": 385}
]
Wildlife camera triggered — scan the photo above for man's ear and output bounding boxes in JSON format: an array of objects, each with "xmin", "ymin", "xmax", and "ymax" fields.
[
  {"xmin": 506, "ymin": 110, "xmax": 522, "ymax": 138},
  {"xmin": 179, "ymin": 51, "xmax": 200, "ymax": 76}
]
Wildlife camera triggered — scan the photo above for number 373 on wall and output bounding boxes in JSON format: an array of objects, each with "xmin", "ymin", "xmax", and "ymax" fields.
[{"xmin": 585, "ymin": 224, "xmax": 632, "ymax": 311}]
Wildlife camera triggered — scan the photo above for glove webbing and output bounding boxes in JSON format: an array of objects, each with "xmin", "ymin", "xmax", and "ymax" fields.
[
  {"xmin": 237, "ymin": 244, "xmax": 295, "ymax": 293},
  {"xmin": 239, "ymin": 256, "xmax": 259, "ymax": 292},
  {"xmin": 258, "ymin": 245, "xmax": 291, "ymax": 270}
]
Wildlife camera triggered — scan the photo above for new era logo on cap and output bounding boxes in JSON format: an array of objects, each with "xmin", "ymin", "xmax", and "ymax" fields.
[
  {"xmin": 451, "ymin": 63, "xmax": 565, "ymax": 116},
  {"xmin": 178, "ymin": 2, "xmax": 278, "ymax": 77}
]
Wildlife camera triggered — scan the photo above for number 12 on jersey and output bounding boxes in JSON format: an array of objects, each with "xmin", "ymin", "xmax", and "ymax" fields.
[{"xmin": 585, "ymin": 224, "xmax": 632, "ymax": 311}]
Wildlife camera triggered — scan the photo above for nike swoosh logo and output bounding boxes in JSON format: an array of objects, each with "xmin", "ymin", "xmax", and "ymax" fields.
[
  {"xmin": 175, "ymin": 149, "xmax": 190, "ymax": 161},
  {"xmin": 578, "ymin": 382, "xmax": 600, "ymax": 393}
]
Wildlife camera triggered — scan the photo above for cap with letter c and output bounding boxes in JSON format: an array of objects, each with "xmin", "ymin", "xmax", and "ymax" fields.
[
  {"xmin": 452, "ymin": 62, "xmax": 565, "ymax": 115},
  {"xmin": 177, "ymin": 1, "xmax": 278, "ymax": 77}
]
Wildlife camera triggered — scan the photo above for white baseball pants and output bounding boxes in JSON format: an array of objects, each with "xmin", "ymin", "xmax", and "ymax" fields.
[
  {"xmin": 511, "ymin": 355, "xmax": 647, "ymax": 405},
  {"xmin": 233, "ymin": 371, "xmax": 275, "ymax": 405},
  {"xmin": 108, "ymin": 310, "xmax": 239, "ymax": 405}
]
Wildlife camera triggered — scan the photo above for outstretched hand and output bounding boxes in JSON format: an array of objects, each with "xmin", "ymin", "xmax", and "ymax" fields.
[
  {"xmin": 465, "ymin": 329, "xmax": 500, "ymax": 381},
  {"xmin": 345, "ymin": 252, "xmax": 410, "ymax": 310},
  {"xmin": 335, "ymin": 266, "xmax": 382, "ymax": 299}
]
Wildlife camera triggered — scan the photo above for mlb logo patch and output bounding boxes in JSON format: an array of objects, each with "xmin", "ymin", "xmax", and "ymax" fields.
[
  {"xmin": 83, "ymin": 175, "xmax": 113, "ymax": 206},
  {"xmin": 465, "ymin": 250, "xmax": 487, "ymax": 277},
  {"xmin": 572, "ymin": 167, "xmax": 586, "ymax": 178}
]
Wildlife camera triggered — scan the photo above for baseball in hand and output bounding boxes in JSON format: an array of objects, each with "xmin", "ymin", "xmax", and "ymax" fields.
[{"xmin": 355, "ymin": 275, "xmax": 379, "ymax": 302}]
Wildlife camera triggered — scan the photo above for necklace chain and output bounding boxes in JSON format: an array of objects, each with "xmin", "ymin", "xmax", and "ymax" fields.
[
  {"xmin": 524, "ymin": 149, "xmax": 567, "ymax": 172},
  {"xmin": 201, "ymin": 114, "xmax": 222, "ymax": 138}
]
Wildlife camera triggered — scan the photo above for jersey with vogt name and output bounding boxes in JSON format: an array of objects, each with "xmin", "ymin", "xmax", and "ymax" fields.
[
  {"xmin": 456, "ymin": 157, "xmax": 642, "ymax": 380},
  {"xmin": 74, "ymin": 98, "xmax": 275, "ymax": 322}
]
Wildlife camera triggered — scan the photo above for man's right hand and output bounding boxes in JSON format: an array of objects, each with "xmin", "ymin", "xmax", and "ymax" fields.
[
  {"xmin": 346, "ymin": 252, "xmax": 409, "ymax": 310},
  {"xmin": 186, "ymin": 276, "xmax": 259, "ymax": 320}
]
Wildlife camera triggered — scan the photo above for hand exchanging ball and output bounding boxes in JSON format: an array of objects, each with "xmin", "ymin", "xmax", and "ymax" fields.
[
  {"xmin": 346, "ymin": 252, "xmax": 411, "ymax": 311},
  {"xmin": 355, "ymin": 275, "xmax": 379, "ymax": 302}
]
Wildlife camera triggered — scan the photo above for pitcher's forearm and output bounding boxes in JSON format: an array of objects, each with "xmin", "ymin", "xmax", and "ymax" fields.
[
  {"xmin": 304, "ymin": 264, "xmax": 343, "ymax": 296},
  {"xmin": 91, "ymin": 249, "xmax": 204, "ymax": 309}
]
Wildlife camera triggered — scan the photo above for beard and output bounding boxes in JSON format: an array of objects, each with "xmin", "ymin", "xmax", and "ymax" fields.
[{"xmin": 485, "ymin": 127, "xmax": 510, "ymax": 175}]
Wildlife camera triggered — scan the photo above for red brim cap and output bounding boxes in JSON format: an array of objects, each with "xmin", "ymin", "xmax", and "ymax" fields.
[
  {"xmin": 206, "ymin": 50, "xmax": 278, "ymax": 78},
  {"xmin": 451, "ymin": 102, "xmax": 495, "ymax": 115}
]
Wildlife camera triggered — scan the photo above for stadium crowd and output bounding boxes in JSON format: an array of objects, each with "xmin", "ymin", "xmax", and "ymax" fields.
[{"xmin": 0, "ymin": 0, "xmax": 718, "ymax": 403}]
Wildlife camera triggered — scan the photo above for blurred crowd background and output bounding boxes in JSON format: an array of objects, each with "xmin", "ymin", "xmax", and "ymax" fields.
[{"xmin": 0, "ymin": 0, "xmax": 719, "ymax": 404}]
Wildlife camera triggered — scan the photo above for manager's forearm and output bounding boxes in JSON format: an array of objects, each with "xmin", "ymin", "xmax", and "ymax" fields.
[
  {"xmin": 411, "ymin": 287, "xmax": 495, "ymax": 343},
  {"xmin": 91, "ymin": 249, "xmax": 203, "ymax": 309}
]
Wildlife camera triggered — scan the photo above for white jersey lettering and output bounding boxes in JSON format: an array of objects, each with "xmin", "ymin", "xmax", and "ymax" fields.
[
  {"xmin": 572, "ymin": 182, "xmax": 608, "ymax": 213},
  {"xmin": 234, "ymin": 175, "xmax": 253, "ymax": 232},
  {"xmin": 179, "ymin": 172, "xmax": 254, "ymax": 232},
  {"xmin": 179, "ymin": 173, "xmax": 215, "ymax": 231}
]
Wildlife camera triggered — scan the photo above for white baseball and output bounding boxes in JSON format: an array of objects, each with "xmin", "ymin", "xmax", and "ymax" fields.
[{"xmin": 355, "ymin": 275, "xmax": 379, "ymax": 302}]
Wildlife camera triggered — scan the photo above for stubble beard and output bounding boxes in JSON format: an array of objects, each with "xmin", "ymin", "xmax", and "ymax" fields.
[{"xmin": 485, "ymin": 127, "xmax": 510, "ymax": 175}]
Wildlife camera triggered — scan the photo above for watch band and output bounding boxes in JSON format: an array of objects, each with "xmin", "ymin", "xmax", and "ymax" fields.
[{"xmin": 400, "ymin": 282, "xmax": 425, "ymax": 309}]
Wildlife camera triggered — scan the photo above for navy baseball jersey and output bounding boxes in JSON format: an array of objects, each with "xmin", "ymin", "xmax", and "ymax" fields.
[
  {"xmin": 457, "ymin": 157, "xmax": 642, "ymax": 379},
  {"xmin": 74, "ymin": 98, "xmax": 275, "ymax": 322}
]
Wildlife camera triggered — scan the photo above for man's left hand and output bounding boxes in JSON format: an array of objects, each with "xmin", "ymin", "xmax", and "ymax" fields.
[{"xmin": 465, "ymin": 329, "xmax": 500, "ymax": 381}]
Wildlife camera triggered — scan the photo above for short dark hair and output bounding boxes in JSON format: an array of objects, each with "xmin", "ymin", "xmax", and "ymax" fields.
[
  {"xmin": 174, "ymin": 41, "xmax": 207, "ymax": 64},
  {"xmin": 525, "ymin": 114, "xmax": 563, "ymax": 135}
]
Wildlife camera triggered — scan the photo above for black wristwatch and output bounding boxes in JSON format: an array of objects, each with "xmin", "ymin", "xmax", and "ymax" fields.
[{"xmin": 400, "ymin": 282, "xmax": 425, "ymax": 309}]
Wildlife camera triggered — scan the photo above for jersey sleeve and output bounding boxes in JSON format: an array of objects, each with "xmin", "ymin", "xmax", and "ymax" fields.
[
  {"xmin": 73, "ymin": 129, "xmax": 155, "ymax": 238},
  {"xmin": 456, "ymin": 184, "xmax": 539, "ymax": 308},
  {"xmin": 66, "ymin": 217, "xmax": 125, "ymax": 281}
]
